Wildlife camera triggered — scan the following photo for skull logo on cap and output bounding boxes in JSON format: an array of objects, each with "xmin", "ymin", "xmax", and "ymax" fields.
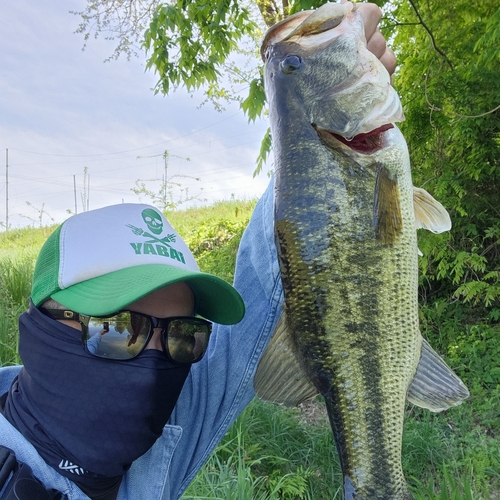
[{"xmin": 142, "ymin": 208, "xmax": 163, "ymax": 235}]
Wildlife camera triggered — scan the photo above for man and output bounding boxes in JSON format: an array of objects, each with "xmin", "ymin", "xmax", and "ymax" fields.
[
  {"xmin": 0, "ymin": 4, "xmax": 396, "ymax": 499},
  {"xmin": 0, "ymin": 203, "xmax": 246, "ymax": 500}
]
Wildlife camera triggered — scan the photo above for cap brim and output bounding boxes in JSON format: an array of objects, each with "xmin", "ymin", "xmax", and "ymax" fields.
[{"xmin": 51, "ymin": 264, "xmax": 245, "ymax": 325}]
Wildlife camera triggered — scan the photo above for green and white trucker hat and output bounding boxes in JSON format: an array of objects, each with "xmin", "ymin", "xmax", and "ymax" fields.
[{"xmin": 31, "ymin": 204, "xmax": 245, "ymax": 325}]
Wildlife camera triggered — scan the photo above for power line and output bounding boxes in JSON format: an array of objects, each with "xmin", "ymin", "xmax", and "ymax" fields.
[
  {"xmin": 5, "ymin": 129, "xmax": 267, "ymax": 168},
  {"xmin": 6, "ymin": 111, "xmax": 246, "ymax": 158}
]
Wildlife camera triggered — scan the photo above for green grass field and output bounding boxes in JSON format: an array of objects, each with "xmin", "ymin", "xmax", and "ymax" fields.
[{"xmin": 0, "ymin": 200, "xmax": 498, "ymax": 499}]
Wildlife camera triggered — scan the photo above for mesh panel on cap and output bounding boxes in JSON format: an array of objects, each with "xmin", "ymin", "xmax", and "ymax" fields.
[{"xmin": 31, "ymin": 225, "xmax": 63, "ymax": 306}]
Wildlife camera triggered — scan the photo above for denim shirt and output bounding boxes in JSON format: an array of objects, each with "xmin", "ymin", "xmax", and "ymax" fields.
[{"xmin": 0, "ymin": 181, "xmax": 283, "ymax": 500}]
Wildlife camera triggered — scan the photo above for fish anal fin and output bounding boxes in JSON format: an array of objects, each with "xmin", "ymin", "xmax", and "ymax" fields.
[
  {"xmin": 373, "ymin": 165, "xmax": 402, "ymax": 244},
  {"xmin": 407, "ymin": 337, "xmax": 469, "ymax": 412},
  {"xmin": 413, "ymin": 187, "xmax": 452, "ymax": 234},
  {"xmin": 254, "ymin": 312, "xmax": 318, "ymax": 407}
]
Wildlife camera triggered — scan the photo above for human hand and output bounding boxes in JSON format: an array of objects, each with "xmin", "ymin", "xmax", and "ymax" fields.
[{"xmin": 355, "ymin": 2, "xmax": 396, "ymax": 76}]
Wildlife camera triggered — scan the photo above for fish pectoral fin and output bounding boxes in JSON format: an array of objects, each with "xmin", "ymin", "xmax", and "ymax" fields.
[
  {"xmin": 407, "ymin": 337, "xmax": 469, "ymax": 412},
  {"xmin": 254, "ymin": 312, "xmax": 318, "ymax": 407},
  {"xmin": 373, "ymin": 165, "xmax": 403, "ymax": 244},
  {"xmin": 413, "ymin": 187, "xmax": 452, "ymax": 233}
]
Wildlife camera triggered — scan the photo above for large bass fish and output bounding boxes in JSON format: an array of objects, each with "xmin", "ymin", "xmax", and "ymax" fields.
[{"xmin": 254, "ymin": 3, "xmax": 469, "ymax": 499}]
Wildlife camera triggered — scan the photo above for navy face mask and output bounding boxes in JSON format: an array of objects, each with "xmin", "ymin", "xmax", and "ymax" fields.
[{"xmin": 3, "ymin": 302, "xmax": 190, "ymax": 481}]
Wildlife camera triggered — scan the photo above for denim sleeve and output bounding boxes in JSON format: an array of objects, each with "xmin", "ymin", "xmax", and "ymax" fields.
[
  {"xmin": 85, "ymin": 333, "xmax": 101, "ymax": 354},
  {"xmin": 166, "ymin": 179, "xmax": 284, "ymax": 499}
]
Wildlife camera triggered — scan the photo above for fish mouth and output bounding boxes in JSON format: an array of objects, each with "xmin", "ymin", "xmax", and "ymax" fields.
[{"xmin": 314, "ymin": 123, "xmax": 394, "ymax": 154}]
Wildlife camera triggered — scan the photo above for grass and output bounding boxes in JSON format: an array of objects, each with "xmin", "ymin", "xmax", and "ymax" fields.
[
  {"xmin": 0, "ymin": 251, "xmax": 37, "ymax": 366},
  {"xmin": 183, "ymin": 399, "xmax": 341, "ymax": 500},
  {"xmin": 0, "ymin": 225, "xmax": 55, "ymax": 260},
  {"xmin": 0, "ymin": 200, "xmax": 499, "ymax": 499},
  {"xmin": 166, "ymin": 198, "xmax": 258, "ymax": 237}
]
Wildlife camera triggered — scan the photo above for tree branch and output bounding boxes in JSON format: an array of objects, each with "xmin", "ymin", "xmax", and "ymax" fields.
[
  {"xmin": 282, "ymin": 0, "xmax": 289, "ymax": 17},
  {"xmin": 424, "ymin": 70, "xmax": 500, "ymax": 120},
  {"xmin": 407, "ymin": 0, "xmax": 454, "ymax": 71},
  {"xmin": 256, "ymin": 0, "xmax": 279, "ymax": 27}
]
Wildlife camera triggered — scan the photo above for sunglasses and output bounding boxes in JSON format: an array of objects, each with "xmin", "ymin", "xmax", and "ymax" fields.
[{"xmin": 41, "ymin": 308, "xmax": 212, "ymax": 363}]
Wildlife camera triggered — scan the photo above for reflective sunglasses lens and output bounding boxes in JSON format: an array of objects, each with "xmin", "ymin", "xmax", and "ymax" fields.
[
  {"xmin": 84, "ymin": 312, "xmax": 151, "ymax": 360},
  {"xmin": 166, "ymin": 319, "xmax": 211, "ymax": 363}
]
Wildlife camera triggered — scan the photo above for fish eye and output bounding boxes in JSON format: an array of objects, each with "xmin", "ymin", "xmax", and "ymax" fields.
[{"xmin": 280, "ymin": 55, "xmax": 302, "ymax": 74}]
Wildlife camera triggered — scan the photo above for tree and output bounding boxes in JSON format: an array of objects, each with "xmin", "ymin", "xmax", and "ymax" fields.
[
  {"xmin": 72, "ymin": 0, "xmax": 163, "ymax": 61},
  {"xmin": 386, "ymin": 0, "xmax": 500, "ymax": 325},
  {"xmin": 74, "ymin": 0, "xmax": 268, "ymax": 113}
]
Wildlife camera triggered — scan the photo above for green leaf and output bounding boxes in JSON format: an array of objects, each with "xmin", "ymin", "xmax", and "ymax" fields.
[
  {"xmin": 240, "ymin": 75, "xmax": 266, "ymax": 122},
  {"xmin": 254, "ymin": 127, "xmax": 272, "ymax": 177}
]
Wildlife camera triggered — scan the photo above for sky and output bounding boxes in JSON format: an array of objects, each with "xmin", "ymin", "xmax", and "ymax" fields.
[{"xmin": 0, "ymin": 0, "xmax": 271, "ymax": 229}]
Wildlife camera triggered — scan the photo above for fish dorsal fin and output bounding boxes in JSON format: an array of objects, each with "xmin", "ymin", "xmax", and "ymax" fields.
[
  {"xmin": 373, "ymin": 165, "xmax": 402, "ymax": 244},
  {"xmin": 254, "ymin": 311, "xmax": 318, "ymax": 406},
  {"xmin": 407, "ymin": 337, "xmax": 469, "ymax": 412},
  {"xmin": 413, "ymin": 187, "xmax": 452, "ymax": 233}
]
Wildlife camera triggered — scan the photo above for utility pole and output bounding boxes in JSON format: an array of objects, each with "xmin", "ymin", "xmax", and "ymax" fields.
[
  {"xmin": 163, "ymin": 151, "xmax": 169, "ymax": 206},
  {"xmin": 5, "ymin": 148, "xmax": 8, "ymax": 231},
  {"xmin": 81, "ymin": 167, "xmax": 89, "ymax": 212},
  {"xmin": 73, "ymin": 175, "xmax": 77, "ymax": 214},
  {"xmin": 136, "ymin": 150, "xmax": 181, "ymax": 211}
]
